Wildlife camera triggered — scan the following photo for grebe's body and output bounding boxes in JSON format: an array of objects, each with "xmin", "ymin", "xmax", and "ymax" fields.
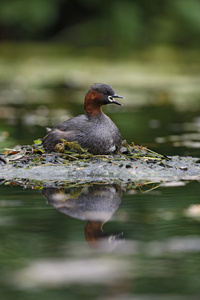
[{"xmin": 42, "ymin": 83, "xmax": 124, "ymax": 154}]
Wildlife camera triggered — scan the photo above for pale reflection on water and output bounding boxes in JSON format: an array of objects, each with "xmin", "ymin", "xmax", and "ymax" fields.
[{"xmin": 13, "ymin": 257, "xmax": 130, "ymax": 289}]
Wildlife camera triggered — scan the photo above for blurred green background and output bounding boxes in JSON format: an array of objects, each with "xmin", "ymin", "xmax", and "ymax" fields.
[
  {"xmin": 1, "ymin": 0, "xmax": 200, "ymax": 48},
  {"xmin": 0, "ymin": 0, "xmax": 200, "ymax": 153}
]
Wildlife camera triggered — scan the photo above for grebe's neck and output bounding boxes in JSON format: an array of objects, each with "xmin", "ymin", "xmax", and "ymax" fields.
[{"xmin": 84, "ymin": 90, "xmax": 104, "ymax": 117}]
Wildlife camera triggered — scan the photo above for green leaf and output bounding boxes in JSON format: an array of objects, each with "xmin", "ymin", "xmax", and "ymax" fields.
[{"xmin": 34, "ymin": 139, "xmax": 42, "ymax": 145}]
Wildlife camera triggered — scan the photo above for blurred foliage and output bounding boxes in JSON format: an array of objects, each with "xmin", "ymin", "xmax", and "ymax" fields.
[
  {"xmin": 0, "ymin": 0, "xmax": 200, "ymax": 48},
  {"xmin": 0, "ymin": 0, "xmax": 58, "ymax": 38}
]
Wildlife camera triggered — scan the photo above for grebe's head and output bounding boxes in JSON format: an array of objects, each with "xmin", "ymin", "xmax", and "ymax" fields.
[{"xmin": 85, "ymin": 83, "xmax": 124, "ymax": 116}]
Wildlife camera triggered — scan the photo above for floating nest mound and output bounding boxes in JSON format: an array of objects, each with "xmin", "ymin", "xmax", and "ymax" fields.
[{"xmin": 0, "ymin": 140, "xmax": 200, "ymax": 185}]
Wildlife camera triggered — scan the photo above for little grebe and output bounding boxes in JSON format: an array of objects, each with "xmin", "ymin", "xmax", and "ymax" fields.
[{"xmin": 42, "ymin": 83, "xmax": 124, "ymax": 154}]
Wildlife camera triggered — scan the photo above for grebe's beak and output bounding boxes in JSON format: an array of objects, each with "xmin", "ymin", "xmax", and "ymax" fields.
[{"xmin": 108, "ymin": 94, "xmax": 124, "ymax": 106}]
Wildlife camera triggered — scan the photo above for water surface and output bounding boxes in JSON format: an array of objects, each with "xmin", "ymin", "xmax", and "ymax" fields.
[{"xmin": 0, "ymin": 181, "xmax": 200, "ymax": 299}]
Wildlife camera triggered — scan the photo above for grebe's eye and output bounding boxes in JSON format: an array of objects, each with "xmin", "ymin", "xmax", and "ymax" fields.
[{"xmin": 108, "ymin": 95, "xmax": 114, "ymax": 102}]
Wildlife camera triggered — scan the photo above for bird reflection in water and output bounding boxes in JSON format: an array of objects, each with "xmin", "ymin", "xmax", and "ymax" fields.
[{"xmin": 42, "ymin": 184, "xmax": 123, "ymax": 250}]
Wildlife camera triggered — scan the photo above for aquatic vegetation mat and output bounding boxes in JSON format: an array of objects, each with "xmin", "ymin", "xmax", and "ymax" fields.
[{"xmin": 0, "ymin": 140, "xmax": 200, "ymax": 184}]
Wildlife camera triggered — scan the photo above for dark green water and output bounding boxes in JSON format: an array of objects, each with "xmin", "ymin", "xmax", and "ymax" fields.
[
  {"xmin": 0, "ymin": 181, "xmax": 200, "ymax": 299},
  {"xmin": 0, "ymin": 84, "xmax": 200, "ymax": 299}
]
